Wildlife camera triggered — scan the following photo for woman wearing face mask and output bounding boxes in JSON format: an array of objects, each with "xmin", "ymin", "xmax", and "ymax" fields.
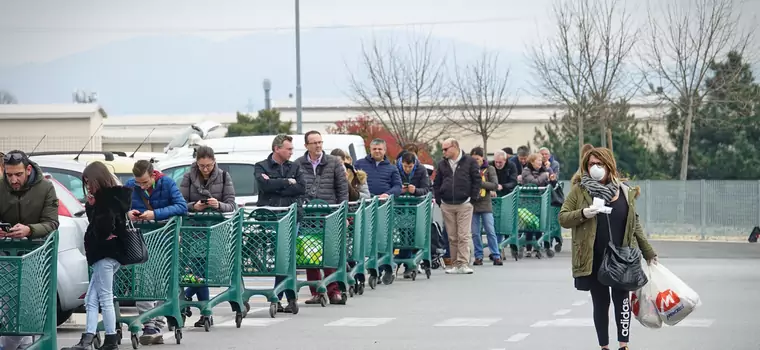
[{"xmin": 558, "ymin": 147, "xmax": 657, "ymax": 350}]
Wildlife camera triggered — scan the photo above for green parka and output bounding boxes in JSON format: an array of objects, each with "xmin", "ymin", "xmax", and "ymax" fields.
[
  {"xmin": 558, "ymin": 175, "xmax": 656, "ymax": 278},
  {"xmin": 0, "ymin": 161, "xmax": 60, "ymax": 239}
]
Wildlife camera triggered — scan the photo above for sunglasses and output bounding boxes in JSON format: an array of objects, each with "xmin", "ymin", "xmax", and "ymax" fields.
[{"xmin": 2, "ymin": 152, "xmax": 25, "ymax": 164}]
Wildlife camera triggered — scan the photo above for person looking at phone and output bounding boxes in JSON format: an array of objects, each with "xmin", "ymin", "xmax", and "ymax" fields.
[
  {"xmin": 0, "ymin": 150, "xmax": 59, "ymax": 350},
  {"xmin": 125, "ymin": 159, "xmax": 187, "ymax": 345},
  {"xmin": 395, "ymin": 151, "xmax": 431, "ymax": 278},
  {"xmin": 177, "ymin": 146, "xmax": 236, "ymax": 327}
]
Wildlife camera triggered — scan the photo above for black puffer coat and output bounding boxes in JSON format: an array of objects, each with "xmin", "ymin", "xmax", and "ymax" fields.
[{"xmin": 84, "ymin": 186, "xmax": 132, "ymax": 266}]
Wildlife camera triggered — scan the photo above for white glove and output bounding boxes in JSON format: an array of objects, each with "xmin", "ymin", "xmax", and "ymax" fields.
[{"xmin": 582, "ymin": 207, "xmax": 599, "ymax": 218}]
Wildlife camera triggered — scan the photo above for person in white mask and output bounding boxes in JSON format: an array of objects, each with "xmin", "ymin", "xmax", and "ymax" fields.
[{"xmin": 558, "ymin": 147, "xmax": 657, "ymax": 350}]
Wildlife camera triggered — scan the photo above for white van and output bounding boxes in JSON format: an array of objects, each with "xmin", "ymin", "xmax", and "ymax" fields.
[{"xmin": 198, "ymin": 134, "xmax": 368, "ymax": 162}]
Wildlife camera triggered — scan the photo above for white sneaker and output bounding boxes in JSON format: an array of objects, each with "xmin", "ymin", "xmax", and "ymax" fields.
[
  {"xmin": 445, "ymin": 266, "xmax": 457, "ymax": 274},
  {"xmin": 460, "ymin": 266, "xmax": 474, "ymax": 274}
]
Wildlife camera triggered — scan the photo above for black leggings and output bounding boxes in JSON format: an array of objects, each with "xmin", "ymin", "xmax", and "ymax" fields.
[{"xmin": 590, "ymin": 284, "xmax": 631, "ymax": 346}]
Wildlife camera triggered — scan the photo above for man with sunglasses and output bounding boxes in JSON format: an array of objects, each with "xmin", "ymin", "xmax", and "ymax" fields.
[{"xmin": 0, "ymin": 150, "xmax": 59, "ymax": 350}]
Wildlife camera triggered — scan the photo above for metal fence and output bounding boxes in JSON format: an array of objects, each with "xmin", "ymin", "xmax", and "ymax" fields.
[
  {"xmin": 431, "ymin": 180, "xmax": 758, "ymax": 240},
  {"xmin": 559, "ymin": 180, "xmax": 757, "ymax": 239},
  {"xmin": 0, "ymin": 136, "xmax": 102, "ymax": 153}
]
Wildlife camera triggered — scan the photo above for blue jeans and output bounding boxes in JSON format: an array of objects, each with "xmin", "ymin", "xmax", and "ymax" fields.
[
  {"xmin": 86, "ymin": 258, "xmax": 121, "ymax": 335},
  {"xmin": 184, "ymin": 286, "xmax": 209, "ymax": 301},
  {"xmin": 471, "ymin": 212, "xmax": 500, "ymax": 259}
]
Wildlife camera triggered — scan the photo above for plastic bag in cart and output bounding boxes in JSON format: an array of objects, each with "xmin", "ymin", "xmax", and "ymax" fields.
[
  {"xmin": 649, "ymin": 263, "xmax": 701, "ymax": 326},
  {"xmin": 632, "ymin": 261, "xmax": 663, "ymax": 329}
]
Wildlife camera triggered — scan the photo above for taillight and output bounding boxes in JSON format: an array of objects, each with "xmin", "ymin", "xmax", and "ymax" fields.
[{"xmin": 58, "ymin": 203, "xmax": 72, "ymax": 217}]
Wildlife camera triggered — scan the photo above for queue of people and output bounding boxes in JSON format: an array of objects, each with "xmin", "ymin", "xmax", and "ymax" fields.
[{"xmin": 0, "ymin": 136, "xmax": 653, "ymax": 349}]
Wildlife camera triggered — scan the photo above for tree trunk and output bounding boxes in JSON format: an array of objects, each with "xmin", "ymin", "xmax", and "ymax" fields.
[
  {"xmin": 599, "ymin": 115, "xmax": 607, "ymax": 148},
  {"xmin": 577, "ymin": 110, "xmax": 585, "ymax": 165},
  {"xmin": 607, "ymin": 127, "xmax": 613, "ymax": 153},
  {"xmin": 679, "ymin": 101, "xmax": 694, "ymax": 181},
  {"xmin": 482, "ymin": 135, "xmax": 488, "ymax": 158}
]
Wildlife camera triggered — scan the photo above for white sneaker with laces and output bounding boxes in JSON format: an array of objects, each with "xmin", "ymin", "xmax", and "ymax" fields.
[
  {"xmin": 460, "ymin": 266, "xmax": 474, "ymax": 274},
  {"xmin": 445, "ymin": 266, "xmax": 457, "ymax": 274}
]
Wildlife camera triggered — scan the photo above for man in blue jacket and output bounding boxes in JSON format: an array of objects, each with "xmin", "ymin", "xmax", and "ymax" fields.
[
  {"xmin": 354, "ymin": 138, "xmax": 402, "ymax": 198},
  {"xmin": 395, "ymin": 151, "xmax": 431, "ymax": 278},
  {"xmin": 126, "ymin": 160, "xmax": 188, "ymax": 345}
]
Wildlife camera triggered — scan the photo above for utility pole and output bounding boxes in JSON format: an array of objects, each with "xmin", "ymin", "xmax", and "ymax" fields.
[
  {"xmin": 294, "ymin": 0, "xmax": 303, "ymax": 134},
  {"xmin": 262, "ymin": 79, "xmax": 272, "ymax": 110}
]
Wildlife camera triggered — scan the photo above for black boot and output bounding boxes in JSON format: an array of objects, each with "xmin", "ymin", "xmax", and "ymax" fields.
[
  {"xmin": 100, "ymin": 334, "xmax": 120, "ymax": 350},
  {"xmin": 61, "ymin": 333, "xmax": 96, "ymax": 350}
]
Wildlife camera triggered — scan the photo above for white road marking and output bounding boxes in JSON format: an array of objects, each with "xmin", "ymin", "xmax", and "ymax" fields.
[
  {"xmin": 216, "ymin": 318, "xmax": 289, "ymax": 327},
  {"xmin": 553, "ymin": 309, "xmax": 572, "ymax": 316},
  {"xmin": 505, "ymin": 333, "xmax": 530, "ymax": 342},
  {"xmin": 434, "ymin": 318, "xmax": 501, "ymax": 327},
  {"xmin": 571, "ymin": 300, "xmax": 588, "ymax": 306},
  {"xmin": 325, "ymin": 317, "xmax": 395, "ymax": 327},
  {"xmin": 530, "ymin": 318, "xmax": 715, "ymax": 328}
]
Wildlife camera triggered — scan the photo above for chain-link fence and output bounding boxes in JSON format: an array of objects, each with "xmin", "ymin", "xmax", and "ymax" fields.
[
  {"xmin": 431, "ymin": 180, "xmax": 759, "ymax": 240},
  {"xmin": 558, "ymin": 180, "xmax": 756, "ymax": 239}
]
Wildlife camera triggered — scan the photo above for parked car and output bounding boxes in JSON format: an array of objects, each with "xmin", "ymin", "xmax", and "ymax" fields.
[
  {"xmin": 42, "ymin": 174, "xmax": 91, "ymax": 326},
  {"xmin": 30, "ymin": 152, "xmax": 135, "ymax": 202},
  {"xmin": 155, "ymin": 153, "xmax": 264, "ymax": 207}
]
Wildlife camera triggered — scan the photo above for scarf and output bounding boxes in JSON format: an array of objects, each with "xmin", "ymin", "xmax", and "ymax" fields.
[
  {"xmin": 580, "ymin": 174, "xmax": 619, "ymax": 203},
  {"xmin": 479, "ymin": 168, "xmax": 487, "ymax": 198}
]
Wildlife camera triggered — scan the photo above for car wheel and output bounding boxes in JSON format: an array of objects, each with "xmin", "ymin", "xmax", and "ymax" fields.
[{"xmin": 57, "ymin": 298, "xmax": 74, "ymax": 326}]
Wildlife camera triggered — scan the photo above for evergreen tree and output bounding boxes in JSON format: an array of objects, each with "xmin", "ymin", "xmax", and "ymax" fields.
[
  {"xmin": 226, "ymin": 109, "xmax": 292, "ymax": 136},
  {"xmin": 534, "ymin": 100, "xmax": 668, "ymax": 180}
]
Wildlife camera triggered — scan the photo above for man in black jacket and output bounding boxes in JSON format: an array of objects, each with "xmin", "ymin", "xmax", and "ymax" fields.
[
  {"xmin": 509, "ymin": 145, "xmax": 530, "ymax": 183},
  {"xmin": 254, "ymin": 134, "xmax": 305, "ymax": 313},
  {"xmin": 493, "ymin": 149, "xmax": 518, "ymax": 197},
  {"xmin": 433, "ymin": 138, "xmax": 481, "ymax": 274}
]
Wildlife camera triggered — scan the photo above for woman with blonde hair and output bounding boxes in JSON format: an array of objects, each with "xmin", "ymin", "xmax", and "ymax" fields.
[
  {"xmin": 559, "ymin": 147, "xmax": 657, "ymax": 350},
  {"xmin": 330, "ymin": 149, "xmax": 370, "ymax": 200}
]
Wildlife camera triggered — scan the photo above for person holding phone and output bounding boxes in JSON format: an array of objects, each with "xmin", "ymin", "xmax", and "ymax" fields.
[
  {"xmin": 178, "ymin": 146, "xmax": 236, "ymax": 327},
  {"xmin": 62, "ymin": 161, "xmax": 131, "ymax": 350},
  {"xmin": 395, "ymin": 151, "xmax": 431, "ymax": 278},
  {"xmin": 125, "ymin": 160, "xmax": 187, "ymax": 345},
  {"xmin": 0, "ymin": 150, "xmax": 59, "ymax": 350}
]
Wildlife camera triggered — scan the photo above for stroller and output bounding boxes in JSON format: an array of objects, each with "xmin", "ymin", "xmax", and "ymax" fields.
[{"xmin": 430, "ymin": 221, "xmax": 447, "ymax": 269}]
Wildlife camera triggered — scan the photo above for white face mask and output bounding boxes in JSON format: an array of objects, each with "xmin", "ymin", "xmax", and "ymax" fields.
[{"xmin": 589, "ymin": 165, "xmax": 606, "ymax": 181}]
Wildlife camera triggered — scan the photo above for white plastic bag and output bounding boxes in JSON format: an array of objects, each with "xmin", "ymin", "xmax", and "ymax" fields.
[
  {"xmin": 632, "ymin": 262, "xmax": 662, "ymax": 329},
  {"xmin": 648, "ymin": 262, "xmax": 701, "ymax": 326}
]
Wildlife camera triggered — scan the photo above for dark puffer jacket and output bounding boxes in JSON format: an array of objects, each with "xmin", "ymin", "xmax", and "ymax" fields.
[
  {"xmin": 180, "ymin": 163, "xmax": 237, "ymax": 213},
  {"xmin": 295, "ymin": 152, "xmax": 348, "ymax": 204},
  {"xmin": 354, "ymin": 155, "xmax": 402, "ymax": 196},
  {"xmin": 433, "ymin": 151, "xmax": 481, "ymax": 205},
  {"xmin": 397, "ymin": 159, "xmax": 430, "ymax": 196},
  {"xmin": 84, "ymin": 186, "xmax": 132, "ymax": 266}
]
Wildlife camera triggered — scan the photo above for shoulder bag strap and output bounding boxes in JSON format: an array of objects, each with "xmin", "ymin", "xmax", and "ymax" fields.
[{"xmin": 140, "ymin": 191, "xmax": 154, "ymax": 211}]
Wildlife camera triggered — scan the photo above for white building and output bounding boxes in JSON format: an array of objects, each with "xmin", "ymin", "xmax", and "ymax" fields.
[{"xmin": 0, "ymin": 101, "xmax": 672, "ymax": 155}]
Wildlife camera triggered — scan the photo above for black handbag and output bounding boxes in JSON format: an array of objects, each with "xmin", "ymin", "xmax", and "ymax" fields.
[
  {"xmin": 597, "ymin": 214, "xmax": 648, "ymax": 291},
  {"xmin": 119, "ymin": 215, "xmax": 149, "ymax": 266},
  {"xmin": 550, "ymin": 183, "xmax": 565, "ymax": 207}
]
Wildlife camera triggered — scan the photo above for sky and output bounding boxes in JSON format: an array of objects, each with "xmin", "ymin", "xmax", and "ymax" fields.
[{"xmin": 0, "ymin": 0, "xmax": 757, "ymax": 113}]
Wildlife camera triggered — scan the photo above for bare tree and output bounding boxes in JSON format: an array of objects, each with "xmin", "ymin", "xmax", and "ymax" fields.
[
  {"xmin": 0, "ymin": 90, "xmax": 17, "ymax": 104},
  {"xmin": 448, "ymin": 51, "xmax": 517, "ymax": 154},
  {"xmin": 640, "ymin": 0, "xmax": 752, "ymax": 180},
  {"xmin": 347, "ymin": 33, "xmax": 449, "ymax": 146},
  {"xmin": 528, "ymin": 0, "xmax": 639, "ymax": 160}
]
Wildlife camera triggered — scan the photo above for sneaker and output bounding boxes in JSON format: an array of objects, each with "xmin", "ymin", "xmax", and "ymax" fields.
[
  {"xmin": 444, "ymin": 266, "xmax": 458, "ymax": 274},
  {"xmin": 403, "ymin": 270, "xmax": 413, "ymax": 279},
  {"xmin": 304, "ymin": 295, "xmax": 322, "ymax": 304},
  {"xmin": 473, "ymin": 258, "xmax": 483, "ymax": 266},
  {"xmin": 493, "ymin": 258, "xmax": 503, "ymax": 266},
  {"xmin": 525, "ymin": 251, "xmax": 532, "ymax": 258},
  {"xmin": 139, "ymin": 327, "xmax": 164, "ymax": 345},
  {"xmin": 460, "ymin": 266, "xmax": 474, "ymax": 274}
]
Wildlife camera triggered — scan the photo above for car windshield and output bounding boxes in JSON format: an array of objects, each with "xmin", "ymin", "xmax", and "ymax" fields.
[
  {"xmin": 165, "ymin": 126, "xmax": 202, "ymax": 152},
  {"xmin": 50, "ymin": 178, "xmax": 86, "ymax": 216},
  {"xmin": 115, "ymin": 173, "xmax": 132, "ymax": 184}
]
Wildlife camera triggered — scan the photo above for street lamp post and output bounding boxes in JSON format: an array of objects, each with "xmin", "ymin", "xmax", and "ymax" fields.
[
  {"xmin": 262, "ymin": 79, "xmax": 272, "ymax": 110},
  {"xmin": 294, "ymin": 0, "xmax": 303, "ymax": 134}
]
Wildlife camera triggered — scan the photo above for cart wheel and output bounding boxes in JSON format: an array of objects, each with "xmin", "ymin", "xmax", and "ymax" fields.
[
  {"xmin": 381, "ymin": 272, "xmax": 394, "ymax": 285},
  {"xmin": 411, "ymin": 270, "xmax": 417, "ymax": 281},
  {"xmin": 348, "ymin": 286, "xmax": 355, "ymax": 297},
  {"xmin": 130, "ymin": 334, "xmax": 139, "ymax": 349},
  {"xmin": 269, "ymin": 302, "xmax": 277, "ymax": 318},
  {"xmin": 341, "ymin": 292, "xmax": 348, "ymax": 303},
  {"xmin": 425, "ymin": 268, "xmax": 431, "ymax": 279},
  {"xmin": 93, "ymin": 333, "xmax": 102, "ymax": 349},
  {"xmin": 431, "ymin": 259, "xmax": 440, "ymax": 269},
  {"xmin": 235, "ymin": 312, "xmax": 243, "ymax": 328},
  {"xmin": 291, "ymin": 301, "xmax": 300, "ymax": 315},
  {"xmin": 358, "ymin": 283, "xmax": 365, "ymax": 295},
  {"xmin": 116, "ymin": 328, "xmax": 123, "ymax": 345},
  {"xmin": 554, "ymin": 242, "xmax": 562, "ymax": 253},
  {"xmin": 535, "ymin": 250, "xmax": 543, "ymax": 259},
  {"xmin": 368, "ymin": 275, "xmax": 377, "ymax": 289},
  {"xmin": 320, "ymin": 294, "xmax": 328, "ymax": 307},
  {"xmin": 204, "ymin": 316, "xmax": 211, "ymax": 332},
  {"xmin": 174, "ymin": 329, "xmax": 182, "ymax": 344},
  {"xmin": 546, "ymin": 248, "xmax": 556, "ymax": 258}
]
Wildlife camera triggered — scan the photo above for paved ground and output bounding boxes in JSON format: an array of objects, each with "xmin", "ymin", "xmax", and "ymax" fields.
[{"xmin": 56, "ymin": 240, "xmax": 760, "ymax": 349}]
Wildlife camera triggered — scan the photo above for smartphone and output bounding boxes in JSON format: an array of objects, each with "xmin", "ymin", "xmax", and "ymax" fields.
[
  {"xmin": 200, "ymin": 199, "xmax": 209, "ymax": 204},
  {"xmin": 0, "ymin": 223, "xmax": 11, "ymax": 233},
  {"xmin": 403, "ymin": 183, "xmax": 409, "ymax": 188}
]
